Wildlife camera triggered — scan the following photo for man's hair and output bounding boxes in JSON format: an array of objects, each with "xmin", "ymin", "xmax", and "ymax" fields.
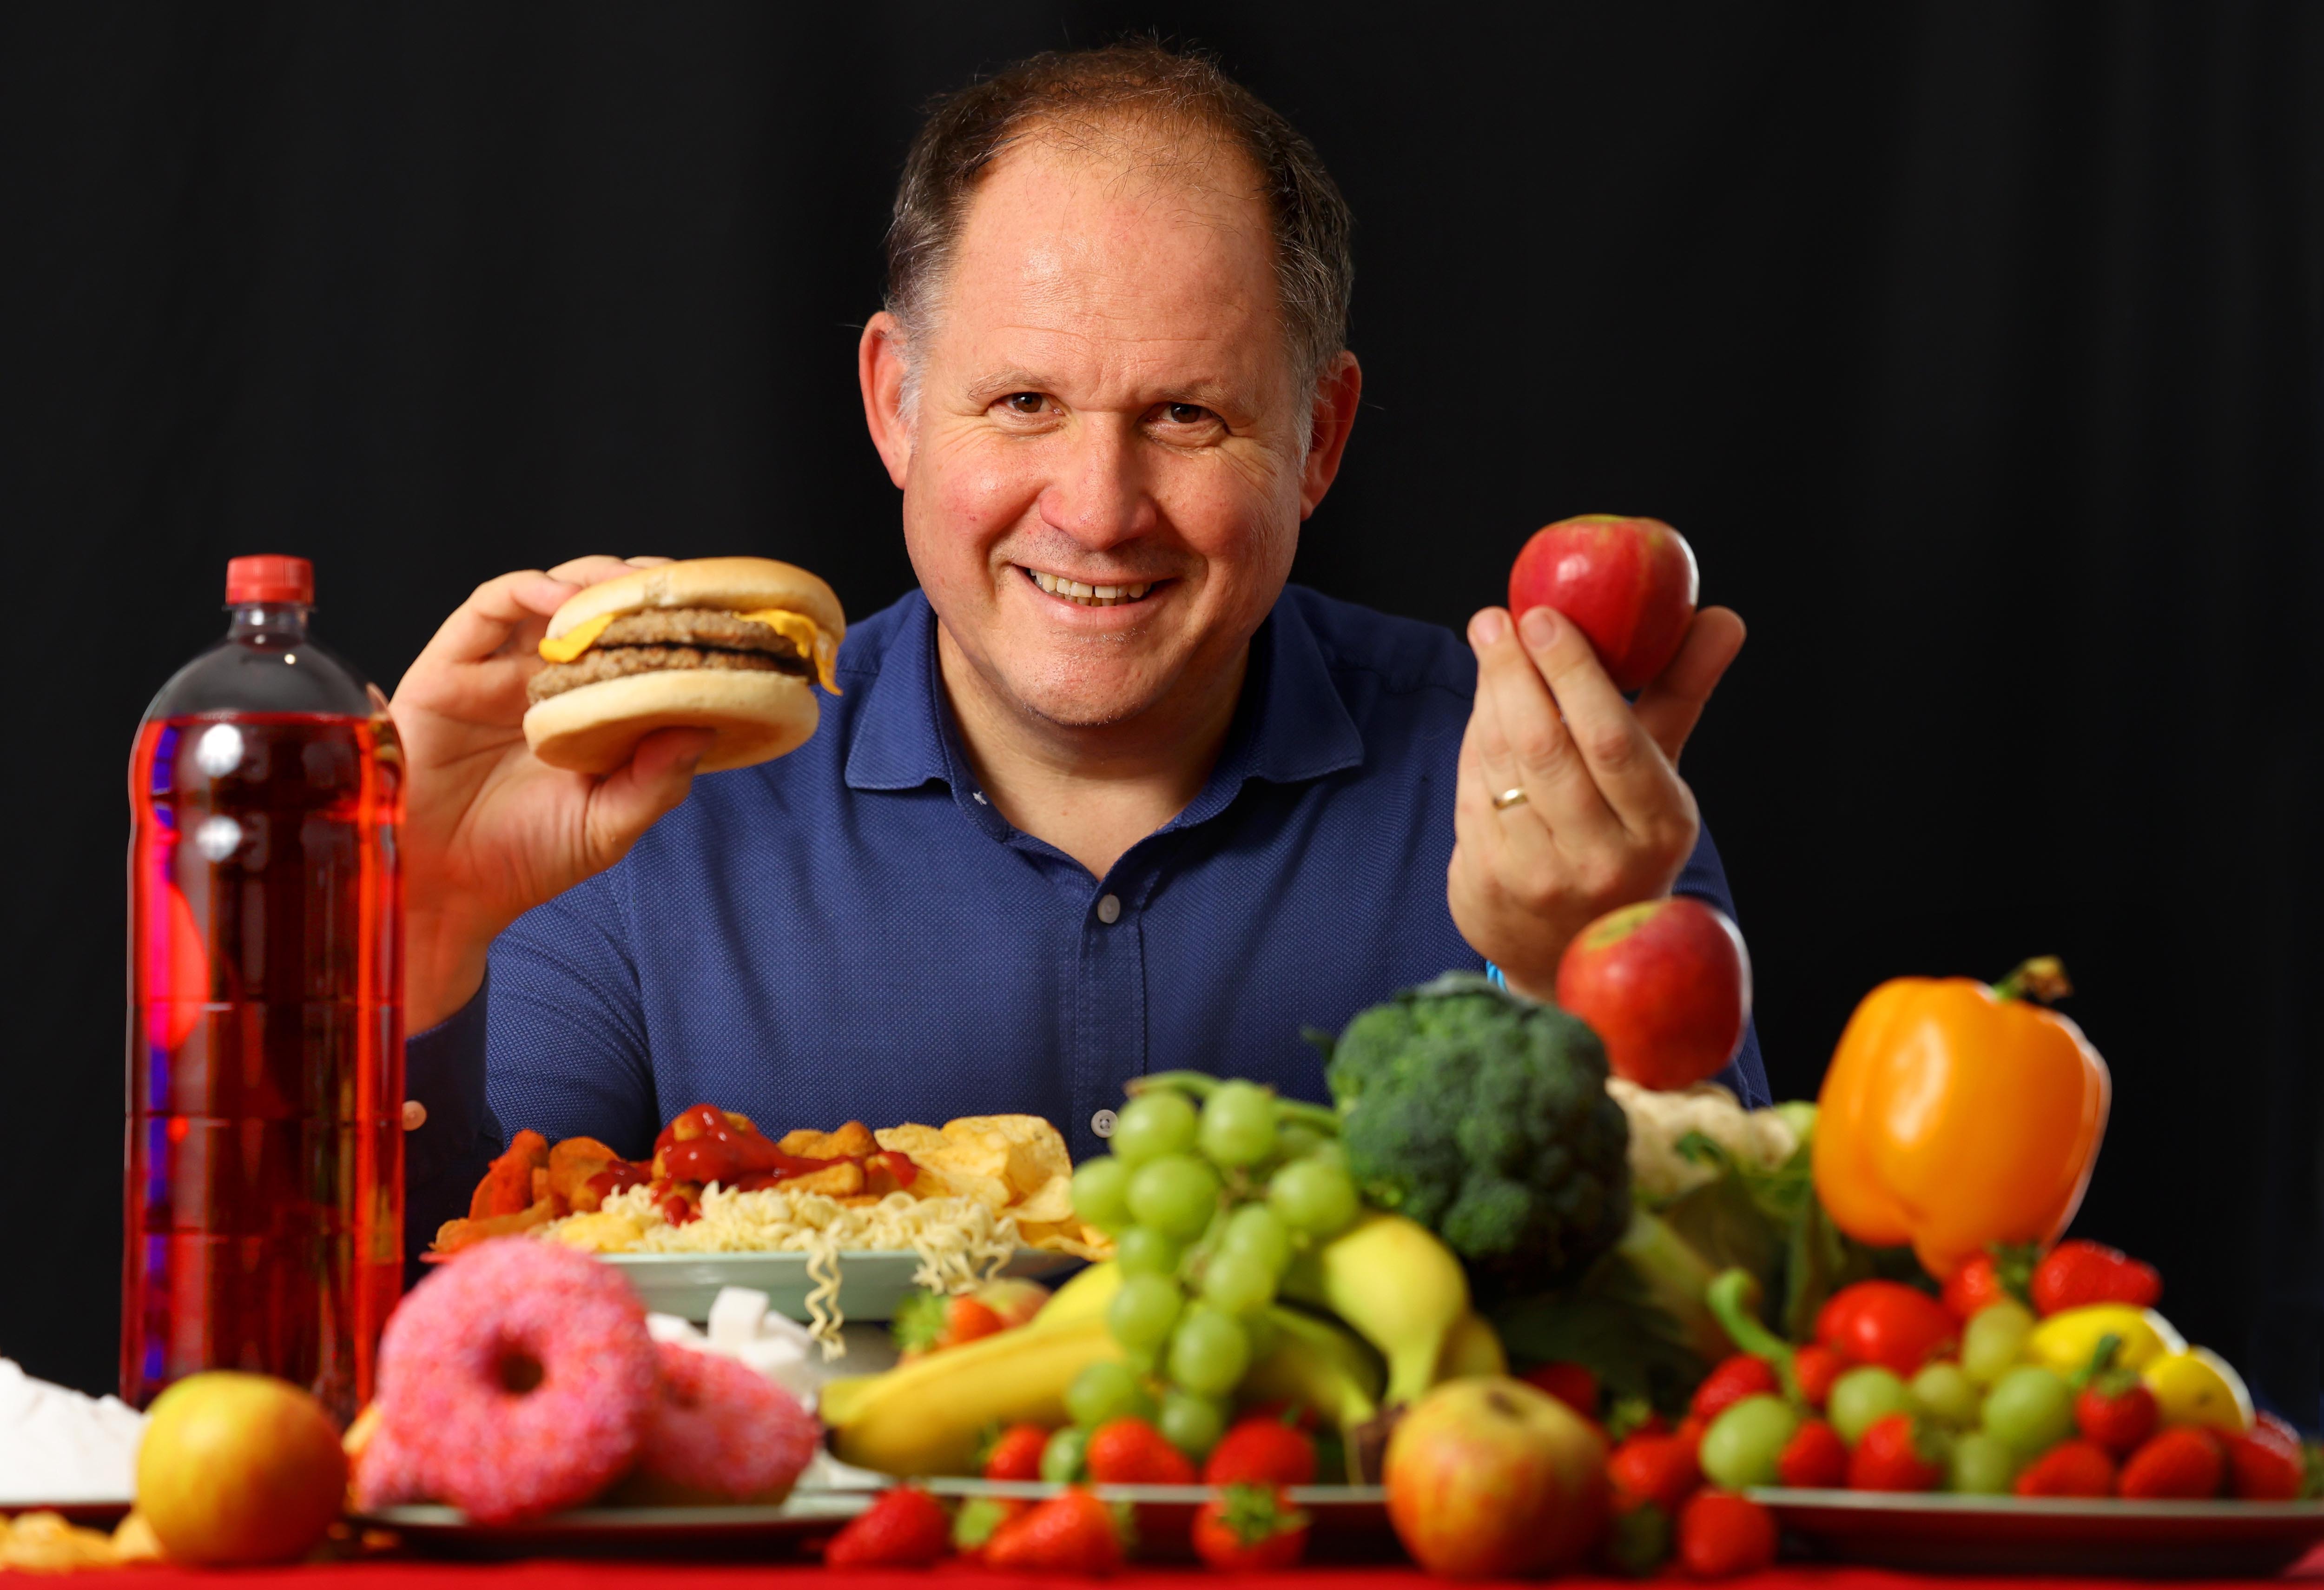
[{"xmin": 885, "ymin": 42, "xmax": 1354, "ymax": 397}]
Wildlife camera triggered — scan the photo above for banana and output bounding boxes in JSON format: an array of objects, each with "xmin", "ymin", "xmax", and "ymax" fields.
[
  {"xmin": 1029, "ymin": 1260, "xmax": 1120, "ymax": 1332},
  {"xmin": 1242, "ymin": 1305, "xmax": 1384, "ymax": 1434},
  {"xmin": 1283, "ymin": 1210, "xmax": 1471, "ymax": 1408},
  {"xmin": 1432, "ymin": 1311, "xmax": 1508, "ymax": 1382},
  {"xmin": 824, "ymin": 1314, "xmax": 1121, "ymax": 1476}
]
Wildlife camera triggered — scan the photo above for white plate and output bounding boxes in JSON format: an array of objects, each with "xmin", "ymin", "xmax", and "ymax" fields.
[
  {"xmin": 598, "ymin": 1247, "xmax": 1082, "ymax": 1322},
  {"xmin": 362, "ymin": 1493, "xmax": 868, "ymax": 1557}
]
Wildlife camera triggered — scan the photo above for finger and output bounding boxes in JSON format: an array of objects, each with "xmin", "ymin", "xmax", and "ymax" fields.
[
  {"xmin": 582, "ymin": 727, "xmax": 717, "ymax": 870},
  {"xmin": 404, "ymin": 570, "xmax": 579, "ymax": 679},
  {"xmin": 1514, "ymin": 604, "xmax": 1683, "ymax": 823},
  {"xmin": 547, "ymin": 554, "xmax": 654, "ymax": 587},
  {"xmin": 1633, "ymin": 606, "xmax": 1746, "ymax": 765},
  {"xmin": 1469, "ymin": 607, "xmax": 1621, "ymax": 846}
]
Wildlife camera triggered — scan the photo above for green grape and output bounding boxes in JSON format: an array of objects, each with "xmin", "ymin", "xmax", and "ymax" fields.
[
  {"xmin": 1268, "ymin": 1157, "xmax": 1358, "ymax": 1237},
  {"xmin": 1070, "ymin": 1156, "xmax": 1132, "ymax": 1232},
  {"xmin": 1909, "ymin": 1362, "xmax": 1982, "ymax": 1430},
  {"xmin": 1275, "ymin": 1122, "xmax": 1328, "ymax": 1162},
  {"xmin": 1698, "ymin": 1394, "xmax": 1799, "ymax": 1489},
  {"xmin": 1981, "ymin": 1366, "xmax": 2074, "ymax": 1458},
  {"xmin": 1166, "ymin": 1305, "xmax": 1251, "ymax": 1396},
  {"xmin": 1828, "ymin": 1367, "xmax": 1913, "ymax": 1446},
  {"xmin": 1107, "ymin": 1272, "xmax": 1186, "ymax": 1352},
  {"xmin": 1197, "ymin": 1080, "xmax": 1280, "ymax": 1167},
  {"xmin": 1112, "ymin": 1092, "xmax": 1199, "ymax": 1167},
  {"xmin": 1065, "ymin": 1359, "xmax": 1156, "ymax": 1428},
  {"xmin": 1960, "ymin": 1300, "xmax": 2036, "ymax": 1386},
  {"xmin": 1115, "ymin": 1225, "xmax": 1184, "ymax": 1278},
  {"xmin": 1947, "ymin": 1430, "xmax": 2018, "ymax": 1494},
  {"xmin": 1218, "ymin": 1204, "xmax": 1293, "ymax": 1277},
  {"xmin": 1127, "ymin": 1153, "xmax": 1223, "ymax": 1241},
  {"xmin": 1040, "ymin": 1424, "xmax": 1091, "ymax": 1483},
  {"xmin": 1201, "ymin": 1248, "xmax": 1277, "ymax": 1315},
  {"xmin": 1158, "ymin": 1389, "xmax": 1229, "ymax": 1459}
]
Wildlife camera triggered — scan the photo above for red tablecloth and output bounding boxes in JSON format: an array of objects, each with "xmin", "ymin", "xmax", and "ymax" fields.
[{"xmin": 61, "ymin": 1556, "xmax": 2324, "ymax": 1589}]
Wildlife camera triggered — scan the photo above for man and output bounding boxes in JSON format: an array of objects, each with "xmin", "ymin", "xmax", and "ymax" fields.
[{"xmin": 393, "ymin": 45, "xmax": 1757, "ymax": 1257}]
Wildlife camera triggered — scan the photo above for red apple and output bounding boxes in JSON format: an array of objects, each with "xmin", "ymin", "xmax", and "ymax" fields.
[
  {"xmin": 1384, "ymin": 1376, "xmax": 1610, "ymax": 1577},
  {"xmin": 1508, "ymin": 514, "xmax": 1699, "ymax": 691},
  {"xmin": 1556, "ymin": 897, "xmax": 1752, "ymax": 1090},
  {"xmin": 134, "ymin": 1371, "xmax": 347, "ymax": 1565}
]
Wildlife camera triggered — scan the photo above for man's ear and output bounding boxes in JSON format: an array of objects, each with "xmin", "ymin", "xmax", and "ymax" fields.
[
  {"xmin": 1299, "ymin": 350, "xmax": 1363, "ymax": 519},
  {"xmin": 858, "ymin": 312, "xmax": 914, "ymax": 489}
]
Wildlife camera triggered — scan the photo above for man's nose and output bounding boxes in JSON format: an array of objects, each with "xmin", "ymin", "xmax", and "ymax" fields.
[{"xmin": 1037, "ymin": 416, "xmax": 1157, "ymax": 549}]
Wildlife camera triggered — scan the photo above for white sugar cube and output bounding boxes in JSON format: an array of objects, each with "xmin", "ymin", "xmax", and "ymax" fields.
[
  {"xmin": 707, "ymin": 1286, "xmax": 772, "ymax": 1346},
  {"xmin": 646, "ymin": 1313, "xmax": 705, "ymax": 1343}
]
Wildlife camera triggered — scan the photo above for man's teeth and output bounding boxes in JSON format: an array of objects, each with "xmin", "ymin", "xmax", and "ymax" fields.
[{"xmin": 1029, "ymin": 570, "xmax": 1154, "ymax": 607}]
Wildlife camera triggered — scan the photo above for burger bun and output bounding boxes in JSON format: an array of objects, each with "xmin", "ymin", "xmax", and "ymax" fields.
[{"xmin": 524, "ymin": 668, "xmax": 819, "ymax": 775}]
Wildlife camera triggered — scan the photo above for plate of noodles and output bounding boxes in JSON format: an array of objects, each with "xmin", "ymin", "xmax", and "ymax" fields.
[{"xmin": 429, "ymin": 1110, "xmax": 1108, "ymax": 1340}]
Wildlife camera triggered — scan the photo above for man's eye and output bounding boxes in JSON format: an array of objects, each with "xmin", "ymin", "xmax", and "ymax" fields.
[
  {"xmin": 1163, "ymin": 403, "xmax": 1211, "ymax": 425},
  {"xmin": 1003, "ymin": 393, "xmax": 1046, "ymax": 415}
]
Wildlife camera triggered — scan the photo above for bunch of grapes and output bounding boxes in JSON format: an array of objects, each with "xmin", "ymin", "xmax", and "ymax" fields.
[{"xmin": 1064, "ymin": 1076, "xmax": 1358, "ymax": 1456}]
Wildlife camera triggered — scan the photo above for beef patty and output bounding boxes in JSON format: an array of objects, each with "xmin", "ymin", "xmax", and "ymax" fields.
[
  {"xmin": 592, "ymin": 608, "xmax": 805, "ymax": 653},
  {"xmin": 528, "ymin": 642, "xmax": 810, "ymax": 704}
]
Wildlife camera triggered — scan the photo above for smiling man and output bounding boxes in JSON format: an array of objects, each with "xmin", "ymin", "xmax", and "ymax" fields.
[{"xmin": 390, "ymin": 45, "xmax": 1761, "ymax": 1258}]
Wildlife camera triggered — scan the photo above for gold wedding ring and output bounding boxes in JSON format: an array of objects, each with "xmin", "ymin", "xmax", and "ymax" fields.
[{"xmin": 1492, "ymin": 786, "xmax": 1529, "ymax": 812}]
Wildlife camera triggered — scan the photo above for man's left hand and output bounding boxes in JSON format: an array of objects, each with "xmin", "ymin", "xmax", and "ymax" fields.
[{"xmin": 1448, "ymin": 603, "xmax": 1747, "ymax": 999}]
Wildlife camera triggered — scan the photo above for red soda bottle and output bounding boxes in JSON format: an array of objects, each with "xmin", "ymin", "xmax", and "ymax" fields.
[{"xmin": 124, "ymin": 555, "xmax": 404, "ymax": 1423}]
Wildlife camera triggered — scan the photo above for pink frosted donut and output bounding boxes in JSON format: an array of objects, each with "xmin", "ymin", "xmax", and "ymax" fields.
[
  {"xmin": 373, "ymin": 1236, "xmax": 657, "ymax": 1522},
  {"xmin": 637, "ymin": 1341, "xmax": 821, "ymax": 1499}
]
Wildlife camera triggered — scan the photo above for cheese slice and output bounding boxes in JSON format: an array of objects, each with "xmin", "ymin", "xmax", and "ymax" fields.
[
  {"xmin": 733, "ymin": 609, "xmax": 841, "ymax": 695},
  {"xmin": 537, "ymin": 612, "xmax": 614, "ymax": 663},
  {"xmin": 538, "ymin": 605, "xmax": 839, "ymax": 694}
]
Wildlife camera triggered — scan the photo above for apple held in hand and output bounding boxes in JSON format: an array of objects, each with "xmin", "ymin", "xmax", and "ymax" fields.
[
  {"xmin": 1556, "ymin": 896, "xmax": 1752, "ymax": 1090},
  {"xmin": 1508, "ymin": 514, "xmax": 1699, "ymax": 692},
  {"xmin": 1384, "ymin": 1376, "xmax": 1610, "ymax": 1577},
  {"xmin": 135, "ymin": 1370, "xmax": 347, "ymax": 1565}
]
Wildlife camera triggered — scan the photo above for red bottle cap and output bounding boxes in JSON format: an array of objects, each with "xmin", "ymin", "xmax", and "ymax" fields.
[{"xmin": 224, "ymin": 555, "xmax": 314, "ymax": 605}]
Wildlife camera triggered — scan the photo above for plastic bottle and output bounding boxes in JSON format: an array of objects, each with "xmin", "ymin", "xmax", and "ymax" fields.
[{"xmin": 124, "ymin": 555, "xmax": 403, "ymax": 1423}]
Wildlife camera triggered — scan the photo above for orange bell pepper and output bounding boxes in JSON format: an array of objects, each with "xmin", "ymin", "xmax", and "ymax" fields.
[{"xmin": 1811, "ymin": 958, "xmax": 2110, "ymax": 1280}]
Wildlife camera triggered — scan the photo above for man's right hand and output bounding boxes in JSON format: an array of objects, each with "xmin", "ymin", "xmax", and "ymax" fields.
[{"xmin": 390, "ymin": 556, "xmax": 714, "ymax": 1030}]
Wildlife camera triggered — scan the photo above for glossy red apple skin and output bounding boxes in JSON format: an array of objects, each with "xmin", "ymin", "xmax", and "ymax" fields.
[
  {"xmin": 1384, "ymin": 1377, "xmax": 1610, "ymax": 1578},
  {"xmin": 1508, "ymin": 515, "xmax": 1699, "ymax": 691},
  {"xmin": 1555, "ymin": 897, "xmax": 1752, "ymax": 1090}
]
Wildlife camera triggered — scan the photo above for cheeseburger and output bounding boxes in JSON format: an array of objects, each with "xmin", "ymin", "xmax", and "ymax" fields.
[{"xmin": 523, "ymin": 556, "xmax": 845, "ymax": 775}]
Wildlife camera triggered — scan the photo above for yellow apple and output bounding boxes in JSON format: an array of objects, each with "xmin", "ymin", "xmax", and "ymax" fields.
[
  {"xmin": 135, "ymin": 1371, "xmax": 347, "ymax": 1565},
  {"xmin": 1384, "ymin": 1375, "xmax": 1609, "ymax": 1577}
]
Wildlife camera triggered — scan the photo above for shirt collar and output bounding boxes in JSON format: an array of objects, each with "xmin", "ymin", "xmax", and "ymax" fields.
[{"xmin": 843, "ymin": 586, "xmax": 1366, "ymax": 796}]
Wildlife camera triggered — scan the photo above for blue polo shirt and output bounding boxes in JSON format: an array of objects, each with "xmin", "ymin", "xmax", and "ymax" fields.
[{"xmin": 402, "ymin": 585, "xmax": 1766, "ymax": 1261}]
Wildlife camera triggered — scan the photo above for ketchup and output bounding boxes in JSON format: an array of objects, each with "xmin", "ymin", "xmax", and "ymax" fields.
[{"xmin": 648, "ymin": 1103, "xmax": 919, "ymax": 1193}]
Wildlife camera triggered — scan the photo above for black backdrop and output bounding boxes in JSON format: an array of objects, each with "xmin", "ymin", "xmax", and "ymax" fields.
[{"xmin": 5, "ymin": 3, "xmax": 2321, "ymax": 1415}]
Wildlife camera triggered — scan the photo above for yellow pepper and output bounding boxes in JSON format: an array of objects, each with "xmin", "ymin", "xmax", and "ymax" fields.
[
  {"xmin": 2022, "ymin": 1305, "xmax": 2184, "ymax": 1373},
  {"xmin": 2143, "ymin": 1348, "xmax": 2253, "ymax": 1435},
  {"xmin": 1813, "ymin": 958, "xmax": 2111, "ymax": 1279}
]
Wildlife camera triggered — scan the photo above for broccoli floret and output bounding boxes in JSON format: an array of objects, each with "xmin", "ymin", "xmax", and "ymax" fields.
[{"xmin": 1325, "ymin": 972, "xmax": 1631, "ymax": 1299}]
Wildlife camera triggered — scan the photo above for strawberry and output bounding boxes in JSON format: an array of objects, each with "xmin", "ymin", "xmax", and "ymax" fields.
[
  {"xmin": 982, "ymin": 1423, "xmax": 1052, "ymax": 1482},
  {"xmin": 2119, "ymin": 1427, "xmax": 2225, "ymax": 1500},
  {"xmin": 952, "ymin": 1496, "xmax": 1028, "ymax": 1557},
  {"xmin": 1202, "ymin": 1417, "xmax": 1317, "ymax": 1487},
  {"xmin": 983, "ymin": 1487, "xmax": 1124, "ymax": 1574},
  {"xmin": 1791, "ymin": 1345, "xmax": 1845, "ymax": 1411},
  {"xmin": 2030, "ymin": 1240, "xmax": 2162, "ymax": 1318},
  {"xmin": 1521, "ymin": 1361, "xmax": 1602, "ymax": 1420},
  {"xmin": 1191, "ymin": 1484, "xmax": 1308, "ymax": 1572},
  {"xmin": 2072, "ymin": 1343, "xmax": 2159, "ymax": 1457},
  {"xmin": 824, "ymin": 1486, "xmax": 952, "ymax": 1567},
  {"xmin": 1847, "ymin": 1414, "xmax": 1942, "ymax": 1492},
  {"xmin": 2014, "ymin": 1439, "xmax": 2116, "ymax": 1497},
  {"xmin": 2224, "ymin": 1415, "xmax": 2306, "ymax": 1501},
  {"xmin": 1609, "ymin": 1434, "xmax": 1701, "ymax": 1513},
  {"xmin": 1676, "ymin": 1489, "xmax": 1778, "ymax": 1577},
  {"xmin": 890, "ymin": 1289, "xmax": 1002, "ymax": 1357},
  {"xmin": 1675, "ymin": 1414, "xmax": 1709, "ymax": 1452},
  {"xmin": 1604, "ymin": 1399, "xmax": 1670, "ymax": 1443},
  {"xmin": 1087, "ymin": 1417, "xmax": 1197, "ymax": 1485},
  {"xmin": 1777, "ymin": 1418, "xmax": 1848, "ymax": 1489},
  {"xmin": 1941, "ymin": 1246, "xmax": 2036, "ymax": 1321},
  {"xmin": 1691, "ymin": 1354, "xmax": 1782, "ymax": 1423}
]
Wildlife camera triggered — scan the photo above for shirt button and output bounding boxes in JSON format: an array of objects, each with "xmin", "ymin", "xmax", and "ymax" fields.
[
  {"xmin": 401, "ymin": 1100, "xmax": 427, "ymax": 1131},
  {"xmin": 1091, "ymin": 1109, "xmax": 1118, "ymax": 1138},
  {"xmin": 1096, "ymin": 894, "xmax": 1122, "ymax": 924}
]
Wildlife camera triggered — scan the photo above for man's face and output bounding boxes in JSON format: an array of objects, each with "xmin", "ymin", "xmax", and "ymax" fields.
[{"xmin": 889, "ymin": 133, "xmax": 1316, "ymax": 730}]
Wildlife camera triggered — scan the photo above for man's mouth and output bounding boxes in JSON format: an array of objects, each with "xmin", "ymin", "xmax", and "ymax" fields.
[{"xmin": 1024, "ymin": 568, "xmax": 1158, "ymax": 608}]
